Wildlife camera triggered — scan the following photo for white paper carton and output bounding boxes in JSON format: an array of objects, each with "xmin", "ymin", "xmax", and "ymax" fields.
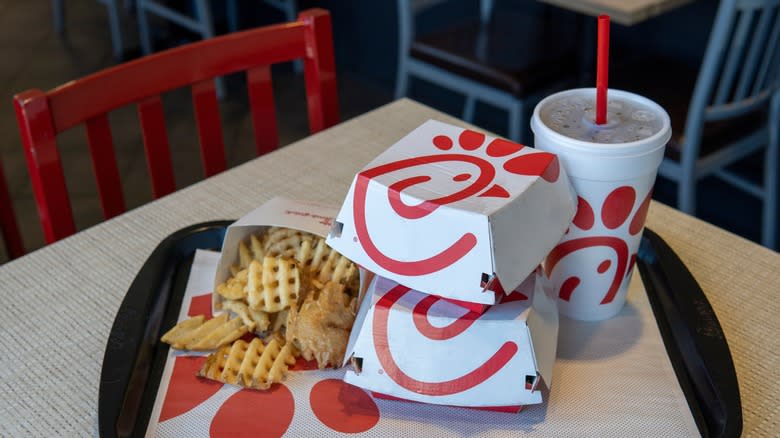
[
  {"xmin": 326, "ymin": 119, "xmax": 576, "ymax": 305},
  {"xmin": 343, "ymin": 269, "xmax": 558, "ymax": 407},
  {"xmin": 212, "ymin": 197, "xmax": 340, "ymax": 314}
]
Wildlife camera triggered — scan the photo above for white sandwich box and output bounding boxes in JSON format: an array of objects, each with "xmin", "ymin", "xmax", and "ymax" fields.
[
  {"xmin": 326, "ymin": 119, "xmax": 577, "ymax": 306},
  {"xmin": 343, "ymin": 269, "xmax": 559, "ymax": 407}
]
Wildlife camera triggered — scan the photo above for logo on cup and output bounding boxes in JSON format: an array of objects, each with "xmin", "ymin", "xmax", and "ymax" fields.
[
  {"xmin": 353, "ymin": 129, "xmax": 560, "ymax": 276},
  {"xmin": 546, "ymin": 187, "xmax": 652, "ymax": 305}
]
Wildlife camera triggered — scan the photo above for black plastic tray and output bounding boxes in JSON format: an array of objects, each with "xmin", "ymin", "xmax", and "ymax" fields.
[
  {"xmin": 99, "ymin": 221, "xmax": 232, "ymax": 438},
  {"xmin": 98, "ymin": 223, "xmax": 741, "ymax": 438}
]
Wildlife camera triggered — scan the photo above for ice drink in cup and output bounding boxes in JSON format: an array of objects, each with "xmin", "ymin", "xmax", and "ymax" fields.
[{"xmin": 531, "ymin": 88, "xmax": 671, "ymax": 321}]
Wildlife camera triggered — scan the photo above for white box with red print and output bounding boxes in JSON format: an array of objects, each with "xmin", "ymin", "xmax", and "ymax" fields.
[
  {"xmin": 326, "ymin": 119, "xmax": 577, "ymax": 306},
  {"xmin": 343, "ymin": 270, "xmax": 558, "ymax": 408}
]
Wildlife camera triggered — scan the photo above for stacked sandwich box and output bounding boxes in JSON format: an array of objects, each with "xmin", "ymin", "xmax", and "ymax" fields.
[{"xmin": 327, "ymin": 119, "xmax": 577, "ymax": 408}]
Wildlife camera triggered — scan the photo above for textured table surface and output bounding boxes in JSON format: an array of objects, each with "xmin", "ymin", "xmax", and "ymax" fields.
[
  {"xmin": 537, "ymin": 0, "xmax": 695, "ymax": 25},
  {"xmin": 0, "ymin": 99, "xmax": 777, "ymax": 437}
]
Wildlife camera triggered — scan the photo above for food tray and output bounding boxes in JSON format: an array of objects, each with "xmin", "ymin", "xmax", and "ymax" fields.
[{"xmin": 98, "ymin": 223, "xmax": 740, "ymax": 437}]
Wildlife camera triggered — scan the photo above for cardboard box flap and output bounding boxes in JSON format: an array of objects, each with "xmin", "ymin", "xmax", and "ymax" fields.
[
  {"xmin": 213, "ymin": 197, "xmax": 339, "ymax": 312},
  {"xmin": 327, "ymin": 119, "xmax": 576, "ymax": 305},
  {"xmin": 517, "ymin": 271, "xmax": 559, "ymax": 387}
]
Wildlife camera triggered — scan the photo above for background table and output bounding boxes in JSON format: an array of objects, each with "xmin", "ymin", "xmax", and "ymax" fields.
[
  {"xmin": 537, "ymin": 0, "xmax": 695, "ymax": 25},
  {"xmin": 0, "ymin": 99, "xmax": 777, "ymax": 437}
]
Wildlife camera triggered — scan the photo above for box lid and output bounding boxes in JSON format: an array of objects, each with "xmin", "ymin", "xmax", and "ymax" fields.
[{"xmin": 327, "ymin": 119, "xmax": 576, "ymax": 305}]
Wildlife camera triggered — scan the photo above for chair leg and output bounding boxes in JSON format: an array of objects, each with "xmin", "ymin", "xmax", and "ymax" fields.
[
  {"xmin": 227, "ymin": 0, "xmax": 239, "ymax": 32},
  {"xmin": 106, "ymin": 0, "xmax": 124, "ymax": 60},
  {"xmin": 194, "ymin": 0, "xmax": 226, "ymax": 98},
  {"xmin": 137, "ymin": 0, "xmax": 153, "ymax": 54},
  {"xmin": 678, "ymin": 171, "xmax": 697, "ymax": 215},
  {"xmin": 53, "ymin": 0, "xmax": 65, "ymax": 34},
  {"xmin": 463, "ymin": 95, "xmax": 476, "ymax": 122},
  {"xmin": 508, "ymin": 102, "xmax": 523, "ymax": 142},
  {"xmin": 763, "ymin": 92, "xmax": 779, "ymax": 249}
]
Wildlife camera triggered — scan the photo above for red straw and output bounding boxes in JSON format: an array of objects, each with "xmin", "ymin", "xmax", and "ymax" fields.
[{"xmin": 596, "ymin": 15, "xmax": 610, "ymax": 125}]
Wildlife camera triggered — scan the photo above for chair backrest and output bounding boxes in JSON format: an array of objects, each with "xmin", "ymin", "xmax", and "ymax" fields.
[
  {"xmin": 688, "ymin": 0, "xmax": 780, "ymax": 132},
  {"xmin": 14, "ymin": 8, "xmax": 338, "ymax": 245},
  {"xmin": 0, "ymin": 157, "xmax": 24, "ymax": 260}
]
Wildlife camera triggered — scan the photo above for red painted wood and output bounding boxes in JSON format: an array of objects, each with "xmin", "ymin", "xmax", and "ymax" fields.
[
  {"xmin": 0, "ymin": 158, "xmax": 24, "ymax": 259},
  {"xmin": 247, "ymin": 66, "xmax": 279, "ymax": 156},
  {"xmin": 191, "ymin": 79, "xmax": 227, "ymax": 177},
  {"xmin": 12, "ymin": 9, "xmax": 338, "ymax": 245},
  {"xmin": 85, "ymin": 114, "xmax": 126, "ymax": 219},
  {"xmin": 13, "ymin": 90, "xmax": 76, "ymax": 244},
  {"xmin": 137, "ymin": 96, "xmax": 176, "ymax": 199},
  {"xmin": 301, "ymin": 9, "xmax": 340, "ymax": 133}
]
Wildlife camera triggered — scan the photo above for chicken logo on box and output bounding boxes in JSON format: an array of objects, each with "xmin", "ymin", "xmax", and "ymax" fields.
[
  {"xmin": 343, "ymin": 271, "xmax": 558, "ymax": 407},
  {"xmin": 327, "ymin": 120, "xmax": 576, "ymax": 305}
]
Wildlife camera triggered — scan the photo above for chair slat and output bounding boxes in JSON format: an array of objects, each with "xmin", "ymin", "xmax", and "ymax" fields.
[
  {"xmin": 13, "ymin": 90, "xmax": 76, "ymax": 243},
  {"xmin": 714, "ymin": 9, "xmax": 754, "ymax": 105},
  {"xmin": 301, "ymin": 10, "xmax": 340, "ymax": 133},
  {"xmin": 754, "ymin": 8, "xmax": 780, "ymax": 94},
  {"xmin": 734, "ymin": 8, "xmax": 774, "ymax": 100},
  {"xmin": 85, "ymin": 114, "xmax": 126, "ymax": 219},
  {"xmin": 137, "ymin": 96, "xmax": 176, "ymax": 198},
  {"xmin": 0, "ymin": 159, "xmax": 24, "ymax": 259},
  {"xmin": 191, "ymin": 79, "xmax": 227, "ymax": 177},
  {"xmin": 247, "ymin": 66, "xmax": 279, "ymax": 156}
]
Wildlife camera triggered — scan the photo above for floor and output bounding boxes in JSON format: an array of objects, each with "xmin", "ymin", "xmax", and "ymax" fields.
[
  {"xmin": 0, "ymin": 1, "xmax": 773, "ymax": 264},
  {"xmin": 0, "ymin": 0, "xmax": 392, "ymax": 263}
]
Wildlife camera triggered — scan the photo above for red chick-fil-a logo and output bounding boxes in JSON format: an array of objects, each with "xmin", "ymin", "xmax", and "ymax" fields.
[
  {"xmin": 545, "ymin": 187, "xmax": 652, "ymax": 304},
  {"xmin": 353, "ymin": 129, "xmax": 560, "ymax": 277},
  {"xmin": 372, "ymin": 284, "xmax": 518, "ymax": 396}
]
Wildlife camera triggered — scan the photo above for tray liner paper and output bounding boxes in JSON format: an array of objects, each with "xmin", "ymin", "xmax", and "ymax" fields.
[{"xmin": 144, "ymin": 250, "xmax": 700, "ymax": 437}]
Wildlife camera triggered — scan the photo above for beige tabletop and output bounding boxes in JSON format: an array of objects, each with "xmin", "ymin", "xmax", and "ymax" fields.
[
  {"xmin": 0, "ymin": 99, "xmax": 777, "ymax": 437},
  {"xmin": 537, "ymin": 0, "xmax": 695, "ymax": 25}
]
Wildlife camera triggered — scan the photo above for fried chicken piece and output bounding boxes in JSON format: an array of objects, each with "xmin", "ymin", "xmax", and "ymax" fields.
[{"xmin": 285, "ymin": 281, "xmax": 356, "ymax": 369}]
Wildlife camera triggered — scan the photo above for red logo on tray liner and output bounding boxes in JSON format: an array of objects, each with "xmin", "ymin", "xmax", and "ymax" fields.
[
  {"xmin": 353, "ymin": 129, "xmax": 559, "ymax": 277},
  {"xmin": 158, "ymin": 294, "xmax": 380, "ymax": 436},
  {"xmin": 546, "ymin": 187, "xmax": 651, "ymax": 304},
  {"xmin": 373, "ymin": 284, "xmax": 518, "ymax": 396}
]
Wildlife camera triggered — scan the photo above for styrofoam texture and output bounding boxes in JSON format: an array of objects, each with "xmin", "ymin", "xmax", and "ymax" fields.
[
  {"xmin": 531, "ymin": 89, "xmax": 670, "ymax": 321},
  {"xmin": 342, "ymin": 270, "xmax": 559, "ymax": 407},
  {"xmin": 544, "ymin": 175, "xmax": 656, "ymax": 321},
  {"xmin": 326, "ymin": 119, "xmax": 576, "ymax": 305},
  {"xmin": 531, "ymin": 88, "xmax": 671, "ymax": 181}
]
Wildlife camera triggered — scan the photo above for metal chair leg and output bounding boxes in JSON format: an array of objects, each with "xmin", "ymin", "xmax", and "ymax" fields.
[
  {"xmin": 227, "ymin": 0, "xmax": 239, "ymax": 32},
  {"xmin": 763, "ymin": 91, "xmax": 779, "ymax": 249},
  {"xmin": 53, "ymin": 0, "xmax": 65, "ymax": 34},
  {"xmin": 508, "ymin": 101, "xmax": 523, "ymax": 142},
  {"xmin": 106, "ymin": 0, "xmax": 124, "ymax": 60},
  {"xmin": 137, "ymin": 0, "xmax": 153, "ymax": 54},
  {"xmin": 194, "ymin": 0, "xmax": 225, "ymax": 99},
  {"xmin": 463, "ymin": 95, "xmax": 476, "ymax": 122}
]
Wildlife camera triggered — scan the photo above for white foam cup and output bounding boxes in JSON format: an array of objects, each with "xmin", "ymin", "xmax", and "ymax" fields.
[{"xmin": 531, "ymin": 88, "xmax": 671, "ymax": 321}]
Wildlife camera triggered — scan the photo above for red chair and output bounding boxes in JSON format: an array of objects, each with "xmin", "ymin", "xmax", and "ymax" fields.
[
  {"xmin": 0, "ymin": 157, "xmax": 24, "ymax": 260},
  {"xmin": 14, "ymin": 9, "xmax": 339, "ymax": 245}
]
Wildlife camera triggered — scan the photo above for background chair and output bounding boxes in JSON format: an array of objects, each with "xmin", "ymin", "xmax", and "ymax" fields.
[
  {"xmin": 0, "ymin": 158, "xmax": 24, "ymax": 261},
  {"xmin": 15, "ymin": 8, "xmax": 338, "ymax": 245},
  {"xmin": 395, "ymin": 0, "xmax": 579, "ymax": 142},
  {"xmin": 613, "ymin": 0, "xmax": 779, "ymax": 249},
  {"xmin": 53, "ymin": 0, "xmax": 131, "ymax": 60}
]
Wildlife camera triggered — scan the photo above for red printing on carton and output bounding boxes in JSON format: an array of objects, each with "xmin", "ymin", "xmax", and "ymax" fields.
[{"xmin": 373, "ymin": 284, "xmax": 518, "ymax": 396}]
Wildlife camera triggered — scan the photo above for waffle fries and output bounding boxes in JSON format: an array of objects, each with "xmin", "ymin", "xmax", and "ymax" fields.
[
  {"xmin": 198, "ymin": 337, "xmax": 297, "ymax": 390},
  {"xmin": 160, "ymin": 313, "xmax": 249, "ymax": 351},
  {"xmin": 162, "ymin": 226, "xmax": 362, "ymax": 391}
]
